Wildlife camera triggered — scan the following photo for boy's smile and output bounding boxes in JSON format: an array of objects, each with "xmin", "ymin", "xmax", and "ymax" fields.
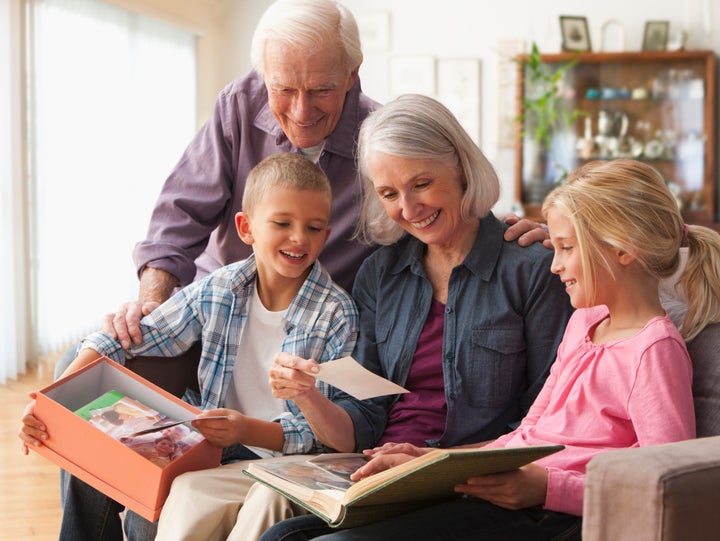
[{"xmin": 236, "ymin": 186, "xmax": 331, "ymax": 309}]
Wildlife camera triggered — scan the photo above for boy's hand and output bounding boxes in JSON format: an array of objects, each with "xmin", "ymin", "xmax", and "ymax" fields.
[
  {"xmin": 502, "ymin": 213, "xmax": 551, "ymax": 249},
  {"xmin": 268, "ymin": 352, "xmax": 319, "ymax": 401},
  {"xmin": 454, "ymin": 463, "xmax": 548, "ymax": 510},
  {"xmin": 191, "ymin": 408, "xmax": 244, "ymax": 448},
  {"xmin": 18, "ymin": 393, "xmax": 48, "ymax": 454}
]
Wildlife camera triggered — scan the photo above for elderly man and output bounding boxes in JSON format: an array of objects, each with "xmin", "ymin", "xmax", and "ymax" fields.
[{"xmin": 56, "ymin": 2, "xmax": 376, "ymax": 540}]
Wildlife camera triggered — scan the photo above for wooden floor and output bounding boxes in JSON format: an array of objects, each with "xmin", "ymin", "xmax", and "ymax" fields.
[{"xmin": 0, "ymin": 361, "xmax": 62, "ymax": 540}]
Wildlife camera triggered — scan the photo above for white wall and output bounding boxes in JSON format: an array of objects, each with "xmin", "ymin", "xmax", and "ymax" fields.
[
  {"xmin": 210, "ymin": 0, "xmax": 719, "ymax": 213},
  {"xmin": 341, "ymin": 0, "xmax": 718, "ymax": 213}
]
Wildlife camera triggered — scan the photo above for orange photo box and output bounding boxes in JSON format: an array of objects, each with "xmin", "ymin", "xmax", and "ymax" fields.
[{"xmin": 32, "ymin": 357, "xmax": 221, "ymax": 521}]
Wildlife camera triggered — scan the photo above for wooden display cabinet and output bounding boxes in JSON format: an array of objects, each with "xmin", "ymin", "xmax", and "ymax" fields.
[{"xmin": 515, "ymin": 50, "xmax": 717, "ymax": 226}]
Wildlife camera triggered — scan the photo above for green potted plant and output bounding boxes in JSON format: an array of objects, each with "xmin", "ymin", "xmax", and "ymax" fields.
[{"xmin": 516, "ymin": 43, "xmax": 582, "ymax": 200}]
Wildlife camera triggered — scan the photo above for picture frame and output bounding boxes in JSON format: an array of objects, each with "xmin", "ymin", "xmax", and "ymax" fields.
[
  {"xmin": 389, "ymin": 55, "xmax": 436, "ymax": 97},
  {"xmin": 355, "ymin": 11, "xmax": 390, "ymax": 53},
  {"xmin": 642, "ymin": 21, "xmax": 670, "ymax": 51},
  {"xmin": 436, "ymin": 58, "xmax": 481, "ymax": 144},
  {"xmin": 560, "ymin": 16, "xmax": 592, "ymax": 52}
]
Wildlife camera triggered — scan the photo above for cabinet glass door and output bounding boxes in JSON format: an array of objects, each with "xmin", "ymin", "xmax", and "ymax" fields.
[{"xmin": 516, "ymin": 51, "xmax": 717, "ymax": 225}]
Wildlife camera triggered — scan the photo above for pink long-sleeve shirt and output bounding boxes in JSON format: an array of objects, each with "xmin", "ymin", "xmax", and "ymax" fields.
[{"xmin": 487, "ymin": 305, "xmax": 695, "ymax": 516}]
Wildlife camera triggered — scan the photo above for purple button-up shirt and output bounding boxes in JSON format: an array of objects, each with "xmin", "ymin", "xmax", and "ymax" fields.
[{"xmin": 133, "ymin": 70, "xmax": 380, "ymax": 292}]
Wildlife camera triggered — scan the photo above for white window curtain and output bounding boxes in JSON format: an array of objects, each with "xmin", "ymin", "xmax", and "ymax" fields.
[
  {"xmin": 15, "ymin": 0, "xmax": 197, "ymax": 380},
  {"xmin": 1, "ymin": 0, "xmax": 28, "ymax": 385}
]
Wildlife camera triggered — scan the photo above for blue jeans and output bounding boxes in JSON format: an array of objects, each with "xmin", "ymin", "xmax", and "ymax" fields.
[
  {"xmin": 59, "ymin": 444, "xmax": 260, "ymax": 540},
  {"xmin": 259, "ymin": 497, "xmax": 582, "ymax": 541},
  {"xmin": 59, "ymin": 472, "xmax": 156, "ymax": 541}
]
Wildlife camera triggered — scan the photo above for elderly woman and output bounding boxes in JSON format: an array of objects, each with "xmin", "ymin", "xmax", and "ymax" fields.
[{"xmin": 213, "ymin": 93, "xmax": 572, "ymax": 540}]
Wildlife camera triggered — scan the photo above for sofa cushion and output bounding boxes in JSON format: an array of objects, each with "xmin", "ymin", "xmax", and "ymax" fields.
[
  {"xmin": 686, "ymin": 323, "xmax": 720, "ymax": 437},
  {"xmin": 661, "ymin": 263, "xmax": 720, "ymax": 438}
]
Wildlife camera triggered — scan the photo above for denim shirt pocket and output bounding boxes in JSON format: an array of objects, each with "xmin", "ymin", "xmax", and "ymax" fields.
[{"xmin": 467, "ymin": 328, "xmax": 526, "ymax": 407}]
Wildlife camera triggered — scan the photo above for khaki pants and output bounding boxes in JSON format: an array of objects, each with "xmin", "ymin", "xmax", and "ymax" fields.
[{"xmin": 155, "ymin": 455, "xmax": 311, "ymax": 541}]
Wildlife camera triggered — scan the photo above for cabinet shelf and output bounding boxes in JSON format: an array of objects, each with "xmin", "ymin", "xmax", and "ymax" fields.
[{"xmin": 515, "ymin": 50, "xmax": 718, "ymax": 226}]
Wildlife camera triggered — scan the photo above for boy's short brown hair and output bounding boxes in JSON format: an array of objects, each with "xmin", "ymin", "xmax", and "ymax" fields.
[{"xmin": 242, "ymin": 153, "xmax": 332, "ymax": 214}]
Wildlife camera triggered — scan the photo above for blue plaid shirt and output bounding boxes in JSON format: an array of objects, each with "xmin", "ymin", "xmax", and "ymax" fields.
[{"xmin": 82, "ymin": 256, "xmax": 358, "ymax": 454}]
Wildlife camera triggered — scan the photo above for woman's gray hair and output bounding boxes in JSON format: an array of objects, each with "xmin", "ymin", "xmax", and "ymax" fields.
[
  {"xmin": 356, "ymin": 94, "xmax": 500, "ymax": 245},
  {"xmin": 251, "ymin": 0, "xmax": 363, "ymax": 76}
]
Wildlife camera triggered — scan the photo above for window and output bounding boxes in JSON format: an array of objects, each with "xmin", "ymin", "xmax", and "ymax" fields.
[{"xmin": 0, "ymin": 0, "xmax": 197, "ymax": 383}]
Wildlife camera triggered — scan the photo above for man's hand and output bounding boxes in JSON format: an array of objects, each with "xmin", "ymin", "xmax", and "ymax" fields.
[
  {"xmin": 502, "ymin": 213, "xmax": 551, "ymax": 249},
  {"xmin": 101, "ymin": 301, "xmax": 159, "ymax": 349},
  {"xmin": 454, "ymin": 463, "xmax": 548, "ymax": 510},
  {"xmin": 102, "ymin": 267, "xmax": 178, "ymax": 349}
]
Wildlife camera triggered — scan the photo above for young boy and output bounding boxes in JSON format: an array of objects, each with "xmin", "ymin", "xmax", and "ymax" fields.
[{"xmin": 19, "ymin": 152, "xmax": 359, "ymax": 539}]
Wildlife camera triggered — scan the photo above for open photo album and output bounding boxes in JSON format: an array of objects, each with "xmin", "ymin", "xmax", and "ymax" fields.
[{"xmin": 244, "ymin": 444, "xmax": 564, "ymax": 529}]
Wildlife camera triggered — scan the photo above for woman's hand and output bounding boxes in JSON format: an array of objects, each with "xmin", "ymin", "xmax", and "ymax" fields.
[
  {"xmin": 454, "ymin": 463, "xmax": 548, "ymax": 510},
  {"xmin": 350, "ymin": 452, "xmax": 416, "ymax": 481},
  {"xmin": 18, "ymin": 393, "xmax": 47, "ymax": 454},
  {"xmin": 349, "ymin": 442, "xmax": 433, "ymax": 481},
  {"xmin": 268, "ymin": 352, "xmax": 320, "ymax": 403},
  {"xmin": 363, "ymin": 441, "xmax": 431, "ymax": 459},
  {"xmin": 191, "ymin": 408, "xmax": 245, "ymax": 448}
]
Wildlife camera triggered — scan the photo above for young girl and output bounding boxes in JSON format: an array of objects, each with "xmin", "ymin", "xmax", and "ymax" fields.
[{"xmin": 259, "ymin": 158, "xmax": 720, "ymax": 540}]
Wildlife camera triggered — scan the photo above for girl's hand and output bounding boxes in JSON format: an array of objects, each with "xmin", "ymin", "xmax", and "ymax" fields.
[
  {"xmin": 454, "ymin": 463, "xmax": 548, "ymax": 510},
  {"xmin": 191, "ymin": 408, "xmax": 245, "ymax": 448},
  {"xmin": 18, "ymin": 393, "xmax": 47, "ymax": 454},
  {"xmin": 268, "ymin": 352, "xmax": 319, "ymax": 402}
]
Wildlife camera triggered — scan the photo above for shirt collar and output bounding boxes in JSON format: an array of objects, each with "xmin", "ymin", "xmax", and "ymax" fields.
[
  {"xmin": 389, "ymin": 212, "xmax": 504, "ymax": 282},
  {"xmin": 228, "ymin": 254, "xmax": 332, "ymax": 330}
]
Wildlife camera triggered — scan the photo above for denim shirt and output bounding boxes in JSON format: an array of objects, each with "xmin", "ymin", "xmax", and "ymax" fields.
[
  {"xmin": 132, "ymin": 70, "xmax": 380, "ymax": 292},
  {"xmin": 341, "ymin": 213, "xmax": 574, "ymax": 450}
]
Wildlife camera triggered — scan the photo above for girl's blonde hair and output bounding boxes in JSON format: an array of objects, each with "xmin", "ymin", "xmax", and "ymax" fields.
[{"xmin": 542, "ymin": 159, "xmax": 720, "ymax": 341}]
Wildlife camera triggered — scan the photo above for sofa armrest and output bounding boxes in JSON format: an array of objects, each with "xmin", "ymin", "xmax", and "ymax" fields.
[{"xmin": 582, "ymin": 436, "xmax": 720, "ymax": 541}]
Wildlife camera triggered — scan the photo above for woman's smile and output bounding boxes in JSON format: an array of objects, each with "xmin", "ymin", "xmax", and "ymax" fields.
[{"xmin": 411, "ymin": 210, "xmax": 440, "ymax": 230}]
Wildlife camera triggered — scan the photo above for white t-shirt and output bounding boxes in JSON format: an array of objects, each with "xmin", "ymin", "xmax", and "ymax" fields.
[
  {"xmin": 299, "ymin": 142, "xmax": 324, "ymax": 163},
  {"xmin": 224, "ymin": 285, "xmax": 287, "ymax": 458}
]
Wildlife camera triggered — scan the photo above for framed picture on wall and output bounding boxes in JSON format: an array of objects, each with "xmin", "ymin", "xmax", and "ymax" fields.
[
  {"xmin": 355, "ymin": 11, "xmax": 390, "ymax": 53},
  {"xmin": 642, "ymin": 21, "xmax": 670, "ymax": 51},
  {"xmin": 560, "ymin": 16, "xmax": 592, "ymax": 51},
  {"xmin": 390, "ymin": 55, "xmax": 436, "ymax": 97},
  {"xmin": 436, "ymin": 58, "xmax": 481, "ymax": 144}
]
